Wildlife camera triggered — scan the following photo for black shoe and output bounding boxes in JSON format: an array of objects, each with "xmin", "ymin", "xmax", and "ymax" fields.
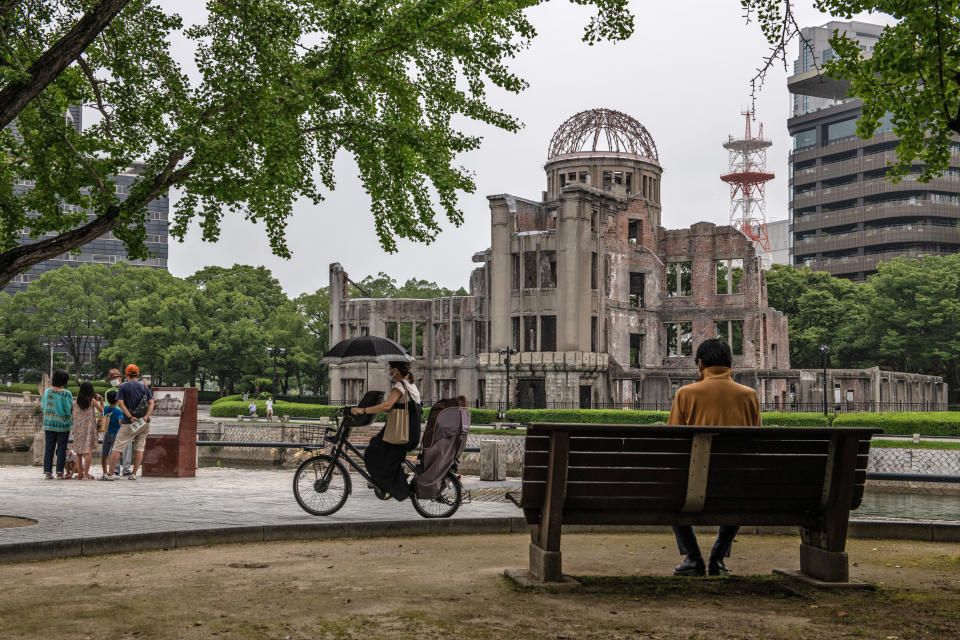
[
  {"xmin": 708, "ymin": 557, "xmax": 730, "ymax": 576},
  {"xmin": 673, "ymin": 556, "xmax": 706, "ymax": 576}
]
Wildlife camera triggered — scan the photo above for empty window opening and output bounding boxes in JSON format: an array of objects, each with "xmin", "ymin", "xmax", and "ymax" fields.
[
  {"xmin": 578, "ymin": 171, "xmax": 588, "ymax": 183},
  {"xmin": 511, "ymin": 316, "xmax": 521, "ymax": 352},
  {"xmin": 591, "ymin": 209, "xmax": 598, "ymax": 232},
  {"xmin": 399, "ymin": 323, "xmax": 413, "ymax": 353},
  {"xmin": 591, "ymin": 252, "xmax": 599, "ymax": 289},
  {"xmin": 629, "ymin": 272, "xmax": 645, "ymax": 307},
  {"xmin": 603, "ymin": 170, "xmax": 612, "ymax": 188},
  {"xmin": 477, "ymin": 379, "xmax": 486, "ymax": 404},
  {"xmin": 524, "ymin": 316, "xmax": 537, "ymax": 352},
  {"xmin": 475, "ymin": 320, "xmax": 487, "ymax": 354},
  {"xmin": 567, "ymin": 171, "xmax": 576, "ymax": 182},
  {"xmin": 714, "ymin": 320, "xmax": 744, "ymax": 355},
  {"xmin": 628, "ymin": 219, "xmax": 643, "ymax": 244},
  {"xmin": 716, "ymin": 259, "xmax": 744, "ymax": 294},
  {"xmin": 453, "ymin": 321, "xmax": 462, "ymax": 356},
  {"xmin": 435, "ymin": 323, "xmax": 450, "ymax": 357},
  {"xmin": 511, "ymin": 253, "xmax": 520, "ymax": 290},
  {"xmin": 539, "ymin": 251, "xmax": 557, "ymax": 288},
  {"xmin": 342, "ymin": 379, "xmax": 365, "ymax": 405},
  {"xmin": 540, "ymin": 316, "xmax": 557, "ymax": 352},
  {"xmin": 436, "ymin": 379, "xmax": 457, "ymax": 399},
  {"xmin": 386, "ymin": 321, "xmax": 399, "ymax": 342},
  {"xmin": 591, "ymin": 316, "xmax": 598, "ymax": 352},
  {"xmin": 415, "ymin": 322, "xmax": 424, "ymax": 355},
  {"xmin": 666, "ymin": 262, "xmax": 692, "ymax": 297},
  {"xmin": 625, "ymin": 172, "xmax": 633, "ymax": 194},
  {"xmin": 642, "ymin": 175, "xmax": 648, "ymax": 198},
  {"xmin": 524, "ymin": 251, "xmax": 538, "ymax": 288},
  {"xmin": 666, "ymin": 322, "xmax": 693, "ymax": 357},
  {"xmin": 630, "ymin": 333, "xmax": 643, "ymax": 367},
  {"xmin": 614, "ymin": 171, "xmax": 623, "ymax": 185},
  {"xmin": 559, "ymin": 173, "xmax": 566, "ymax": 187}
]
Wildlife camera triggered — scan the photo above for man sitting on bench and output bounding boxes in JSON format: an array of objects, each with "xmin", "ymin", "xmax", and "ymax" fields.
[{"xmin": 668, "ymin": 338, "xmax": 762, "ymax": 577}]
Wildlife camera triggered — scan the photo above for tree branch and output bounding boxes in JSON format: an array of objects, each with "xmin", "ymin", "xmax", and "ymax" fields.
[
  {"xmin": 0, "ymin": 0, "xmax": 130, "ymax": 130},
  {"xmin": 77, "ymin": 54, "xmax": 114, "ymax": 139}
]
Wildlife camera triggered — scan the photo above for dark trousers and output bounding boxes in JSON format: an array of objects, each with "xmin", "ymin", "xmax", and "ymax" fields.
[
  {"xmin": 43, "ymin": 430, "xmax": 70, "ymax": 475},
  {"xmin": 672, "ymin": 525, "xmax": 739, "ymax": 559}
]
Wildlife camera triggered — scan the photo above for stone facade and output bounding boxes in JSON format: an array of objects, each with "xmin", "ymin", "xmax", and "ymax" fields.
[{"xmin": 329, "ymin": 109, "xmax": 946, "ymax": 409}]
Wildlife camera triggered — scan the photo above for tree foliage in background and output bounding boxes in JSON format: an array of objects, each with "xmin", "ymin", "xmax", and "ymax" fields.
[
  {"xmin": 0, "ymin": 261, "xmax": 465, "ymax": 396},
  {"xmin": 744, "ymin": 0, "xmax": 960, "ymax": 179},
  {"xmin": 0, "ymin": 0, "xmax": 633, "ymax": 289},
  {"xmin": 350, "ymin": 272, "xmax": 467, "ymax": 299},
  {"xmin": 766, "ymin": 256, "xmax": 960, "ymax": 393}
]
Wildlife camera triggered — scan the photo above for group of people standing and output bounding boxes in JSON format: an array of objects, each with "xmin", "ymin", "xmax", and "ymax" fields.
[{"xmin": 41, "ymin": 364, "xmax": 155, "ymax": 481}]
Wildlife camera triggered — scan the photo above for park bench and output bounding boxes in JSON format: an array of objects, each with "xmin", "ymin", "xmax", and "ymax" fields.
[{"xmin": 512, "ymin": 423, "xmax": 881, "ymax": 584}]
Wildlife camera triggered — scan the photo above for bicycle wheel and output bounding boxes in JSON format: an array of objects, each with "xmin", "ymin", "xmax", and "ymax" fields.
[
  {"xmin": 293, "ymin": 454, "xmax": 351, "ymax": 516},
  {"xmin": 411, "ymin": 471, "xmax": 462, "ymax": 519}
]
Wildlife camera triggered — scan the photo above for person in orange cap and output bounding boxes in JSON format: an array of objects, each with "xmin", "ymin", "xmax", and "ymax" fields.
[{"xmin": 103, "ymin": 364, "xmax": 154, "ymax": 480}]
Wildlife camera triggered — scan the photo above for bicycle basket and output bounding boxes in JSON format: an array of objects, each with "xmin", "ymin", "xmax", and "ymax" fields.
[{"xmin": 299, "ymin": 424, "xmax": 331, "ymax": 448}]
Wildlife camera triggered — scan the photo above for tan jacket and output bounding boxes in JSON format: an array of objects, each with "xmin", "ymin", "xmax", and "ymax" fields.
[{"xmin": 667, "ymin": 366, "xmax": 761, "ymax": 427}]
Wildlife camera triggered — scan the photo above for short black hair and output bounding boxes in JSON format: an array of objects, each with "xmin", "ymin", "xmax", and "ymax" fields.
[
  {"xmin": 696, "ymin": 338, "xmax": 732, "ymax": 368},
  {"xmin": 106, "ymin": 389, "xmax": 117, "ymax": 405},
  {"xmin": 51, "ymin": 370, "xmax": 69, "ymax": 387}
]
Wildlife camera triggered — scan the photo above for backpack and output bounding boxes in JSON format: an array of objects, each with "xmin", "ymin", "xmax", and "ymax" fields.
[{"xmin": 129, "ymin": 382, "xmax": 150, "ymax": 418}]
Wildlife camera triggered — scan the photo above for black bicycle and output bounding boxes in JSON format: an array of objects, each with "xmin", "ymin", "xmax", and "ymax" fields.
[{"xmin": 292, "ymin": 407, "xmax": 464, "ymax": 518}]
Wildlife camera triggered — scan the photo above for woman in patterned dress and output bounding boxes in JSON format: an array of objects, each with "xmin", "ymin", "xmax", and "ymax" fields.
[{"xmin": 71, "ymin": 382, "xmax": 103, "ymax": 480}]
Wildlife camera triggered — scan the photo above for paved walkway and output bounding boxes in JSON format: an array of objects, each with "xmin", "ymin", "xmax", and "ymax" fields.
[{"xmin": 0, "ymin": 465, "xmax": 521, "ymax": 555}]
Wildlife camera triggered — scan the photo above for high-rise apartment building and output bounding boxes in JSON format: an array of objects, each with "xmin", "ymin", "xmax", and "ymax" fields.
[
  {"xmin": 4, "ymin": 109, "xmax": 169, "ymax": 296},
  {"xmin": 787, "ymin": 20, "xmax": 960, "ymax": 279}
]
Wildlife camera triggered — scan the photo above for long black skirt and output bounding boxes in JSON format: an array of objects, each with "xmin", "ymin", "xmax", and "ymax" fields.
[{"xmin": 363, "ymin": 404, "xmax": 421, "ymax": 501}]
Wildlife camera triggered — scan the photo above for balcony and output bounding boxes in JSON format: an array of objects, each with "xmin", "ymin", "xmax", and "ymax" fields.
[
  {"xmin": 793, "ymin": 200, "xmax": 960, "ymax": 233},
  {"xmin": 795, "ymin": 225, "xmax": 960, "ymax": 254},
  {"xmin": 800, "ymin": 248, "xmax": 958, "ymax": 276},
  {"xmin": 792, "ymin": 173, "xmax": 960, "ymax": 208}
]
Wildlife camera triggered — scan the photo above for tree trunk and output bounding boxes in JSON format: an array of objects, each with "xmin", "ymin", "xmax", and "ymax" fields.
[{"xmin": 0, "ymin": 0, "xmax": 131, "ymax": 130}]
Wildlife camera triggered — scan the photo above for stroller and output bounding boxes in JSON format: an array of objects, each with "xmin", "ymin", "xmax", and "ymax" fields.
[{"xmin": 413, "ymin": 396, "xmax": 470, "ymax": 499}]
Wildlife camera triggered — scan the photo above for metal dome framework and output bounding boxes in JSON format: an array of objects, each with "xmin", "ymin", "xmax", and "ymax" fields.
[{"xmin": 547, "ymin": 108, "xmax": 658, "ymax": 161}]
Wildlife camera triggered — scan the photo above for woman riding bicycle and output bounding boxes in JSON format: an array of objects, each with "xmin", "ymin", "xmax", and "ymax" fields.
[{"xmin": 351, "ymin": 361, "xmax": 421, "ymax": 501}]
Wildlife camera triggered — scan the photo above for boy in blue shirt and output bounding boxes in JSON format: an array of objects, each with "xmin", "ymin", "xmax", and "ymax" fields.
[{"xmin": 99, "ymin": 390, "xmax": 124, "ymax": 479}]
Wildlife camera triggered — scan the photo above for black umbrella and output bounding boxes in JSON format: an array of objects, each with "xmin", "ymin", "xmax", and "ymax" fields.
[{"xmin": 321, "ymin": 335, "xmax": 414, "ymax": 364}]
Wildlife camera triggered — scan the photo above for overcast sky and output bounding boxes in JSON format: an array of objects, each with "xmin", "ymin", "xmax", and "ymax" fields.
[{"xmin": 162, "ymin": 1, "xmax": 889, "ymax": 297}]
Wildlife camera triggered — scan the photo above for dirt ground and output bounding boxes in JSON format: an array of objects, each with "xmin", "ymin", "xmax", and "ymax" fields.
[{"xmin": 1, "ymin": 532, "xmax": 959, "ymax": 639}]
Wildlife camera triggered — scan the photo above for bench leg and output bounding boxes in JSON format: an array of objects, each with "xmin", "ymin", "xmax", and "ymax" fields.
[
  {"xmin": 529, "ymin": 542, "xmax": 563, "ymax": 582},
  {"xmin": 799, "ymin": 543, "xmax": 849, "ymax": 583}
]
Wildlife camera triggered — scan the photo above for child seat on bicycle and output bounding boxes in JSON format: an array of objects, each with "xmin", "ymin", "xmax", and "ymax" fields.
[{"xmin": 413, "ymin": 396, "xmax": 470, "ymax": 499}]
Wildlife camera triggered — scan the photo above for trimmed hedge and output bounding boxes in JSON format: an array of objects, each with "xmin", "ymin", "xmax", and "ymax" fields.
[
  {"xmin": 758, "ymin": 412, "xmax": 831, "ymax": 427},
  {"xmin": 210, "ymin": 400, "xmax": 340, "ymax": 419},
  {"xmin": 833, "ymin": 412, "xmax": 960, "ymax": 436},
  {"xmin": 211, "ymin": 394, "xmax": 243, "ymax": 405},
  {"xmin": 503, "ymin": 409, "xmax": 670, "ymax": 425}
]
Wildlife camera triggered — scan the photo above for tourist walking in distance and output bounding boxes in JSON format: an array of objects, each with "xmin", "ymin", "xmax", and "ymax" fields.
[
  {"xmin": 265, "ymin": 396, "xmax": 274, "ymax": 418},
  {"xmin": 667, "ymin": 338, "xmax": 761, "ymax": 576},
  {"xmin": 41, "ymin": 370, "xmax": 73, "ymax": 480},
  {"xmin": 71, "ymin": 382, "xmax": 103, "ymax": 480},
  {"xmin": 103, "ymin": 365, "xmax": 154, "ymax": 480},
  {"xmin": 248, "ymin": 398, "xmax": 258, "ymax": 417}
]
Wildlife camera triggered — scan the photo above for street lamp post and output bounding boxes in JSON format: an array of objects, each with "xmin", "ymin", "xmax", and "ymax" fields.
[
  {"xmin": 819, "ymin": 344, "xmax": 831, "ymax": 417},
  {"xmin": 497, "ymin": 346, "xmax": 518, "ymax": 419},
  {"xmin": 42, "ymin": 341, "xmax": 55, "ymax": 378}
]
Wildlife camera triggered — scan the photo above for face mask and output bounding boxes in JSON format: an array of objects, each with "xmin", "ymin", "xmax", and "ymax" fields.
[{"xmin": 110, "ymin": 379, "xmax": 119, "ymax": 387}]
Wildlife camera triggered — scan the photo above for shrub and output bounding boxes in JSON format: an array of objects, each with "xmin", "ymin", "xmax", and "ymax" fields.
[
  {"xmin": 211, "ymin": 394, "xmax": 243, "ymax": 406},
  {"xmin": 420, "ymin": 407, "xmax": 499, "ymax": 425},
  {"xmin": 832, "ymin": 412, "xmax": 960, "ymax": 436},
  {"xmin": 209, "ymin": 400, "xmax": 341, "ymax": 419},
  {"xmin": 503, "ymin": 409, "xmax": 671, "ymax": 425},
  {"xmin": 760, "ymin": 412, "xmax": 831, "ymax": 427}
]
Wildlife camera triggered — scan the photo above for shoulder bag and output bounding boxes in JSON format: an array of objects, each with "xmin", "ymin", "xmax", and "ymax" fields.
[{"xmin": 383, "ymin": 383, "xmax": 410, "ymax": 445}]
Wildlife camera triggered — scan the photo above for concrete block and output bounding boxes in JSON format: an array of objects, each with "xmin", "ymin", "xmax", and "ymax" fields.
[
  {"xmin": 0, "ymin": 538, "xmax": 83, "ymax": 563},
  {"xmin": 931, "ymin": 522, "xmax": 960, "ymax": 542},
  {"xmin": 480, "ymin": 439, "xmax": 507, "ymax": 481},
  {"xmin": 262, "ymin": 522, "xmax": 350, "ymax": 542},
  {"xmin": 529, "ymin": 541, "xmax": 563, "ymax": 582},
  {"xmin": 849, "ymin": 519, "xmax": 933, "ymax": 541},
  {"xmin": 429, "ymin": 517, "xmax": 513, "ymax": 536},
  {"xmin": 504, "ymin": 568, "xmax": 580, "ymax": 589},
  {"xmin": 82, "ymin": 531, "xmax": 176, "ymax": 557},
  {"xmin": 347, "ymin": 519, "xmax": 431, "ymax": 539},
  {"xmin": 176, "ymin": 525, "xmax": 264, "ymax": 548},
  {"xmin": 799, "ymin": 543, "xmax": 848, "ymax": 582}
]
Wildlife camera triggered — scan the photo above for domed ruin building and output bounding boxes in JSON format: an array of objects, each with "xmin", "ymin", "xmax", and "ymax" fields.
[{"xmin": 329, "ymin": 109, "xmax": 946, "ymax": 410}]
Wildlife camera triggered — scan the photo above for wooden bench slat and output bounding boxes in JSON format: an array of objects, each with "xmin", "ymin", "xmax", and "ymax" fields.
[
  {"xmin": 705, "ymin": 483, "xmax": 824, "ymax": 499},
  {"xmin": 524, "ymin": 451, "xmax": 693, "ymax": 468},
  {"xmin": 708, "ymin": 453, "xmax": 829, "ymax": 470},
  {"xmin": 524, "ymin": 481, "xmax": 686, "ymax": 500},
  {"xmin": 711, "ymin": 439, "xmax": 830, "ymax": 455},
  {"xmin": 558, "ymin": 510, "xmax": 821, "ymax": 528}
]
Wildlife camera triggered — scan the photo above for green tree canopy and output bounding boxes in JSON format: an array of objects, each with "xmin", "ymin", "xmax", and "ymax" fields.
[{"xmin": 0, "ymin": 0, "xmax": 633, "ymax": 289}]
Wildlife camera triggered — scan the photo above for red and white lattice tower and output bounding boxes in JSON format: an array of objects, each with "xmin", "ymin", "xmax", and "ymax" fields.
[{"xmin": 721, "ymin": 111, "xmax": 774, "ymax": 263}]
